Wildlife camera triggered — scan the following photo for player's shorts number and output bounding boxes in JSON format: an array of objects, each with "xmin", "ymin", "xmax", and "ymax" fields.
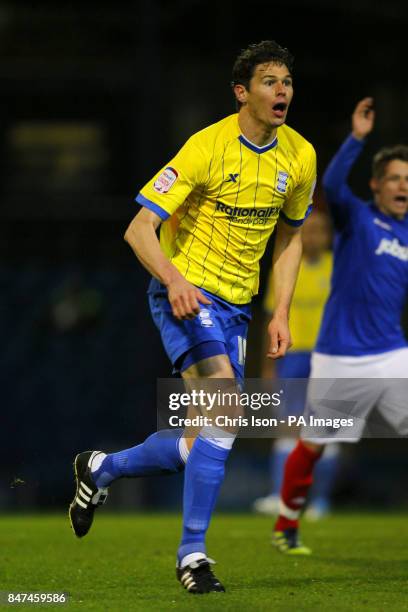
[{"xmin": 237, "ymin": 336, "xmax": 247, "ymax": 366}]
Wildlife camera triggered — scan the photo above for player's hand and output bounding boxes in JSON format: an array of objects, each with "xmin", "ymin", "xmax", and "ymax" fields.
[
  {"xmin": 167, "ymin": 276, "xmax": 211, "ymax": 320},
  {"xmin": 266, "ymin": 314, "xmax": 292, "ymax": 360},
  {"xmin": 352, "ymin": 97, "xmax": 375, "ymax": 140}
]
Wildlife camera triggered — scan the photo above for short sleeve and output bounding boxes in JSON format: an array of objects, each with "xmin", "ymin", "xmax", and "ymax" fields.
[
  {"xmin": 280, "ymin": 144, "xmax": 317, "ymax": 227},
  {"xmin": 135, "ymin": 134, "xmax": 208, "ymax": 220}
]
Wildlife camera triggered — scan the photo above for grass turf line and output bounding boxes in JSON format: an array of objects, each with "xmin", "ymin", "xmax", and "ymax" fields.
[{"xmin": 2, "ymin": 513, "xmax": 408, "ymax": 611}]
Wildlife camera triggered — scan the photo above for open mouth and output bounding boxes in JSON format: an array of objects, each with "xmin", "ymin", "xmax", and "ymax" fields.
[
  {"xmin": 272, "ymin": 102, "xmax": 287, "ymax": 118},
  {"xmin": 394, "ymin": 195, "xmax": 407, "ymax": 203}
]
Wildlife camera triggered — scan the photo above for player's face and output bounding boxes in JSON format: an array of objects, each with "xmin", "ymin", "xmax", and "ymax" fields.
[
  {"xmin": 370, "ymin": 159, "xmax": 408, "ymax": 219},
  {"xmin": 244, "ymin": 62, "xmax": 293, "ymax": 128}
]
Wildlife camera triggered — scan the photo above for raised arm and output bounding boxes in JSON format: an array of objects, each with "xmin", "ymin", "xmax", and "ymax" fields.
[
  {"xmin": 322, "ymin": 98, "xmax": 375, "ymax": 221},
  {"xmin": 124, "ymin": 207, "xmax": 210, "ymax": 320},
  {"xmin": 351, "ymin": 97, "xmax": 375, "ymax": 142}
]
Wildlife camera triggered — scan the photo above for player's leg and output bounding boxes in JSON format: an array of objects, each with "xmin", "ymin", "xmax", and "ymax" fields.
[
  {"xmin": 253, "ymin": 438, "xmax": 296, "ymax": 515},
  {"xmin": 89, "ymin": 430, "xmax": 187, "ymax": 488},
  {"xmin": 272, "ymin": 439, "xmax": 323, "ymax": 554},
  {"xmin": 256, "ymin": 440, "xmax": 341, "ymax": 521},
  {"xmin": 69, "ymin": 283, "xmax": 225, "ymax": 538},
  {"xmin": 254, "ymin": 352, "xmax": 309, "ymax": 515},
  {"xmin": 273, "ymin": 352, "xmax": 380, "ymax": 554},
  {"xmin": 269, "ymin": 438, "xmax": 295, "ymax": 496},
  {"xmin": 69, "ymin": 428, "xmax": 187, "ymax": 538},
  {"xmin": 306, "ymin": 443, "xmax": 340, "ymax": 520},
  {"xmin": 176, "ymin": 353, "xmax": 237, "ymax": 594},
  {"xmin": 373, "ymin": 348, "xmax": 408, "ymax": 436},
  {"xmin": 68, "ymin": 347, "xmax": 229, "ymax": 540}
]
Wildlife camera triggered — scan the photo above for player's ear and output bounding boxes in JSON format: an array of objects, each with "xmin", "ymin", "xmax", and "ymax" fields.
[
  {"xmin": 233, "ymin": 83, "xmax": 248, "ymax": 106},
  {"xmin": 369, "ymin": 177, "xmax": 379, "ymax": 194}
]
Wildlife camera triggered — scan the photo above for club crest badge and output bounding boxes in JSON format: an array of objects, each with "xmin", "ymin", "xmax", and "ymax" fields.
[
  {"xmin": 277, "ymin": 171, "xmax": 289, "ymax": 193},
  {"xmin": 153, "ymin": 167, "xmax": 178, "ymax": 194},
  {"xmin": 198, "ymin": 309, "xmax": 214, "ymax": 327}
]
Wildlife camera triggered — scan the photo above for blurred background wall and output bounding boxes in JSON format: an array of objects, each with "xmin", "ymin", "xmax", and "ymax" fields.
[{"xmin": 1, "ymin": 0, "xmax": 408, "ymax": 511}]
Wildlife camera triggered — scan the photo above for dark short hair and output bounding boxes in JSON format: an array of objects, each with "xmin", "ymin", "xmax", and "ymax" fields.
[
  {"xmin": 231, "ymin": 40, "xmax": 294, "ymax": 109},
  {"xmin": 372, "ymin": 145, "xmax": 408, "ymax": 179}
]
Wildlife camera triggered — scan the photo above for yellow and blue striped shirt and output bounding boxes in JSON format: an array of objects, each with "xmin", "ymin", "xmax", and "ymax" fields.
[{"xmin": 137, "ymin": 113, "xmax": 316, "ymax": 304}]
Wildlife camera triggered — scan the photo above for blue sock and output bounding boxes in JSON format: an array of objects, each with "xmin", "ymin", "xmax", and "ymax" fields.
[
  {"xmin": 178, "ymin": 436, "xmax": 230, "ymax": 563},
  {"xmin": 92, "ymin": 428, "xmax": 185, "ymax": 488},
  {"xmin": 310, "ymin": 453, "xmax": 339, "ymax": 509},
  {"xmin": 270, "ymin": 448, "xmax": 290, "ymax": 496}
]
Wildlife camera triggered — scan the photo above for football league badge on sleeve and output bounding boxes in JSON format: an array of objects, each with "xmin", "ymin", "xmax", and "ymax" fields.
[{"xmin": 153, "ymin": 167, "xmax": 178, "ymax": 194}]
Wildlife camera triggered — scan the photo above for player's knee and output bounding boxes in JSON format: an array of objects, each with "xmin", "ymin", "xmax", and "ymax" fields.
[
  {"xmin": 183, "ymin": 354, "xmax": 235, "ymax": 378},
  {"xmin": 302, "ymin": 440, "xmax": 325, "ymax": 455},
  {"xmin": 208, "ymin": 355, "xmax": 235, "ymax": 378}
]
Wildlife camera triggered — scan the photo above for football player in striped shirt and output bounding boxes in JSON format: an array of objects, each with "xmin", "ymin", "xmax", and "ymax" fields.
[{"xmin": 69, "ymin": 40, "xmax": 317, "ymax": 593}]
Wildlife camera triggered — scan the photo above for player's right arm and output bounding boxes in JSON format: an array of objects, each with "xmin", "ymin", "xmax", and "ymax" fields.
[
  {"xmin": 351, "ymin": 97, "xmax": 375, "ymax": 141},
  {"xmin": 322, "ymin": 97, "xmax": 375, "ymax": 226},
  {"xmin": 124, "ymin": 208, "xmax": 211, "ymax": 320},
  {"xmin": 126, "ymin": 131, "xmax": 212, "ymax": 320}
]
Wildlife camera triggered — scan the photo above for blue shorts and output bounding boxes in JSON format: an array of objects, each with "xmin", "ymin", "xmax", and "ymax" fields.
[
  {"xmin": 276, "ymin": 351, "xmax": 311, "ymax": 417},
  {"xmin": 148, "ymin": 278, "xmax": 251, "ymax": 382},
  {"xmin": 276, "ymin": 351, "xmax": 311, "ymax": 378}
]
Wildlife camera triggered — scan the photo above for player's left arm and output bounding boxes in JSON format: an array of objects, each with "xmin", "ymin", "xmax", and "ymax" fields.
[
  {"xmin": 267, "ymin": 143, "xmax": 316, "ymax": 359},
  {"xmin": 266, "ymin": 220, "xmax": 302, "ymax": 359},
  {"xmin": 261, "ymin": 270, "xmax": 279, "ymax": 377}
]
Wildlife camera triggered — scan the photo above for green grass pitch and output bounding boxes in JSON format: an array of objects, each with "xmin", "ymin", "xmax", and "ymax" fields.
[{"xmin": 2, "ymin": 513, "xmax": 408, "ymax": 611}]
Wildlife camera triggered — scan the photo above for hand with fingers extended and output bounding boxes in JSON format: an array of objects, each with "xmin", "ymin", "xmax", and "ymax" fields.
[
  {"xmin": 167, "ymin": 275, "xmax": 212, "ymax": 320},
  {"xmin": 266, "ymin": 314, "xmax": 292, "ymax": 360},
  {"xmin": 352, "ymin": 97, "xmax": 375, "ymax": 141}
]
